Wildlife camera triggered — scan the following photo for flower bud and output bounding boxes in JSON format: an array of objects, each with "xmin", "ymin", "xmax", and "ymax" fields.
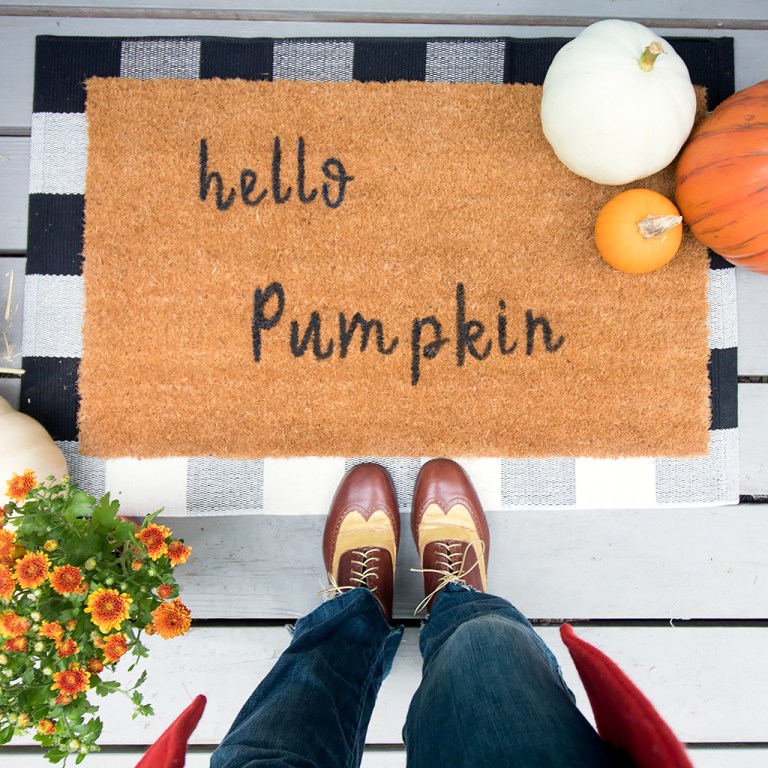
[
  {"xmin": 69, "ymin": 738, "xmax": 80, "ymax": 751},
  {"xmin": 0, "ymin": 654, "xmax": 7, "ymax": 665},
  {"xmin": 34, "ymin": 641, "xmax": 45, "ymax": 652},
  {"xmin": 42, "ymin": 666, "xmax": 53, "ymax": 675},
  {"xmin": 17, "ymin": 713, "xmax": 30, "ymax": 727},
  {"xmin": 30, "ymin": 611, "xmax": 41, "ymax": 622},
  {"xmin": 84, "ymin": 557, "xmax": 97, "ymax": 570},
  {"xmin": 104, "ymin": 576, "xmax": 115, "ymax": 585},
  {"xmin": 43, "ymin": 540, "xmax": 58, "ymax": 552}
]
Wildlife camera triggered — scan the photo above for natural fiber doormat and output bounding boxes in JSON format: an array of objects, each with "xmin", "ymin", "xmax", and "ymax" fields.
[
  {"xmin": 23, "ymin": 36, "xmax": 739, "ymax": 512},
  {"xmin": 81, "ymin": 78, "xmax": 708, "ymax": 459}
]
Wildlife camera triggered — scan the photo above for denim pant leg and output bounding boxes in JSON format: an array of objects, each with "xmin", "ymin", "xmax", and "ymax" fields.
[
  {"xmin": 403, "ymin": 583, "xmax": 625, "ymax": 768},
  {"xmin": 211, "ymin": 588, "xmax": 403, "ymax": 768}
]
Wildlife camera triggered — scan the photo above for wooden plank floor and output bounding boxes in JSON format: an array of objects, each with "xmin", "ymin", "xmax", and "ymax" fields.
[{"xmin": 1, "ymin": 4, "xmax": 767, "ymax": 766}]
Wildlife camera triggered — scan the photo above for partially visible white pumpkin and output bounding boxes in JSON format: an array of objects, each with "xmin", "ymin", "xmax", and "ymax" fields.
[
  {"xmin": 0, "ymin": 396, "xmax": 68, "ymax": 504},
  {"xmin": 540, "ymin": 19, "xmax": 697, "ymax": 185}
]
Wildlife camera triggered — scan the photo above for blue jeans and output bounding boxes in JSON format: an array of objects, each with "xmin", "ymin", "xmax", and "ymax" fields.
[{"xmin": 210, "ymin": 584, "xmax": 625, "ymax": 768}]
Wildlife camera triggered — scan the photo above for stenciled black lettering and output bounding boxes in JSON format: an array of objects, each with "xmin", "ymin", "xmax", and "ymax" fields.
[
  {"xmin": 497, "ymin": 299, "xmax": 518, "ymax": 355},
  {"xmin": 339, "ymin": 312, "xmax": 399, "ymax": 358},
  {"xmin": 199, "ymin": 139, "xmax": 236, "ymax": 211},
  {"xmin": 297, "ymin": 137, "xmax": 318, "ymax": 204},
  {"xmin": 321, "ymin": 158, "xmax": 354, "ymax": 209},
  {"xmin": 271, "ymin": 137, "xmax": 292, "ymax": 204},
  {"xmin": 411, "ymin": 316, "xmax": 449, "ymax": 386},
  {"xmin": 525, "ymin": 310, "xmax": 565, "ymax": 356},
  {"xmin": 252, "ymin": 282, "xmax": 285, "ymax": 362},
  {"xmin": 240, "ymin": 169, "xmax": 267, "ymax": 206},
  {"xmin": 456, "ymin": 283, "xmax": 491, "ymax": 365},
  {"xmin": 290, "ymin": 313, "xmax": 334, "ymax": 360}
]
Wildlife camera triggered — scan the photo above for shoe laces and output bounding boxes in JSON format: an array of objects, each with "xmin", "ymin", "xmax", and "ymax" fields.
[
  {"xmin": 319, "ymin": 547, "xmax": 382, "ymax": 599},
  {"xmin": 411, "ymin": 538, "xmax": 486, "ymax": 615}
]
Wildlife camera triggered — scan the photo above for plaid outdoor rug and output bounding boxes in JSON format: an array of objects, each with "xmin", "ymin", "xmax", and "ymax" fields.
[{"xmin": 21, "ymin": 35, "xmax": 739, "ymax": 515}]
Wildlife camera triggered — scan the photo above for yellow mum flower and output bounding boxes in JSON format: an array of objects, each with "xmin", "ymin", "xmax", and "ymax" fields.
[
  {"xmin": 102, "ymin": 632, "xmax": 129, "ymax": 664},
  {"xmin": 40, "ymin": 621, "xmax": 64, "ymax": 643},
  {"xmin": 167, "ymin": 541, "xmax": 192, "ymax": 567},
  {"xmin": 137, "ymin": 523, "xmax": 172, "ymax": 560},
  {"xmin": 0, "ymin": 529, "xmax": 16, "ymax": 566},
  {"xmin": 0, "ymin": 611, "xmax": 30, "ymax": 638},
  {"xmin": 50, "ymin": 565, "xmax": 85, "ymax": 595},
  {"xmin": 6, "ymin": 469, "xmax": 37, "ymax": 503},
  {"xmin": 0, "ymin": 564, "xmax": 15, "ymax": 601},
  {"xmin": 56, "ymin": 638, "xmax": 79, "ymax": 658},
  {"xmin": 151, "ymin": 598, "xmax": 192, "ymax": 639},
  {"xmin": 50, "ymin": 665, "xmax": 91, "ymax": 699},
  {"xmin": 14, "ymin": 551, "xmax": 50, "ymax": 589},
  {"xmin": 37, "ymin": 719, "xmax": 57, "ymax": 735},
  {"xmin": 84, "ymin": 589, "xmax": 132, "ymax": 633}
]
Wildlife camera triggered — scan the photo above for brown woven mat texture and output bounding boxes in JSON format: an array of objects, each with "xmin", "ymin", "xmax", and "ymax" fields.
[{"xmin": 80, "ymin": 79, "xmax": 710, "ymax": 458}]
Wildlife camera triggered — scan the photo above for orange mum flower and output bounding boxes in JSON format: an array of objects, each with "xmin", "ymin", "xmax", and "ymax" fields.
[
  {"xmin": 167, "ymin": 541, "xmax": 192, "ymax": 567},
  {"xmin": 0, "ymin": 610, "xmax": 30, "ymax": 638},
  {"xmin": 0, "ymin": 564, "xmax": 15, "ymax": 601},
  {"xmin": 4, "ymin": 635, "xmax": 27, "ymax": 652},
  {"xmin": 102, "ymin": 632, "xmax": 129, "ymax": 664},
  {"xmin": 84, "ymin": 588, "xmax": 132, "ymax": 633},
  {"xmin": 156, "ymin": 584, "xmax": 173, "ymax": 600},
  {"xmin": 17, "ymin": 713, "xmax": 30, "ymax": 728},
  {"xmin": 0, "ymin": 529, "xmax": 16, "ymax": 566},
  {"xmin": 37, "ymin": 719, "xmax": 57, "ymax": 735},
  {"xmin": 131, "ymin": 559, "xmax": 143, "ymax": 571},
  {"xmin": 137, "ymin": 523, "xmax": 172, "ymax": 560},
  {"xmin": 50, "ymin": 665, "xmax": 91, "ymax": 699},
  {"xmin": 6, "ymin": 469, "xmax": 37, "ymax": 503},
  {"xmin": 50, "ymin": 565, "xmax": 85, "ymax": 595},
  {"xmin": 86, "ymin": 658, "xmax": 105, "ymax": 674},
  {"xmin": 55, "ymin": 693, "xmax": 73, "ymax": 706},
  {"xmin": 56, "ymin": 638, "xmax": 79, "ymax": 658},
  {"xmin": 151, "ymin": 598, "xmax": 191, "ymax": 639},
  {"xmin": 40, "ymin": 620, "xmax": 64, "ymax": 643},
  {"xmin": 14, "ymin": 551, "xmax": 50, "ymax": 588}
]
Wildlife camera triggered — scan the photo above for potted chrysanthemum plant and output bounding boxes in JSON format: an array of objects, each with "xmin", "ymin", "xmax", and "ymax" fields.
[{"xmin": 0, "ymin": 470, "xmax": 193, "ymax": 763}]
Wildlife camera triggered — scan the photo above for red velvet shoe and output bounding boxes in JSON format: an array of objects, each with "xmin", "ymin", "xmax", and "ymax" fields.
[{"xmin": 322, "ymin": 463, "xmax": 400, "ymax": 621}]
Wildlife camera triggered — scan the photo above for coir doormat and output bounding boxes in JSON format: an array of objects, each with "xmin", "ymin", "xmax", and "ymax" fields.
[{"xmin": 22, "ymin": 36, "xmax": 739, "ymax": 512}]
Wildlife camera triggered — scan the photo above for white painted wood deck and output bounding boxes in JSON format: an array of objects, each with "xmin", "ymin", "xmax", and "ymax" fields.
[{"xmin": 0, "ymin": 3, "xmax": 766, "ymax": 766}]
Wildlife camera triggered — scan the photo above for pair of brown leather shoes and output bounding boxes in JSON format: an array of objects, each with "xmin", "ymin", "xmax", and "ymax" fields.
[{"xmin": 322, "ymin": 459, "xmax": 490, "ymax": 621}]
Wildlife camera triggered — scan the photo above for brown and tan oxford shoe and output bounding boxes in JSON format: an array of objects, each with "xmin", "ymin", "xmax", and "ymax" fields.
[
  {"xmin": 322, "ymin": 463, "xmax": 400, "ymax": 621},
  {"xmin": 411, "ymin": 458, "xmax": 490, "ymax": 613}
]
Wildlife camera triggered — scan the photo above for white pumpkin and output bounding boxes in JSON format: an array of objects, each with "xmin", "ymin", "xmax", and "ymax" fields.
[
  {"xmin": 0, "ymin": 396, "xmax": 68, "ymax": 504},
  {"xmin": 540, "ymin": 19, "xmax": 696, "ymax": 185}
]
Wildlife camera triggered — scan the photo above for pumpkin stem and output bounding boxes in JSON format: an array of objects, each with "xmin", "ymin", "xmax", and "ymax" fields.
[
  {"xmin": 639, "ymin": 41, "xmax": 665, "ymax": 72},
  {"xmin": 637, "ymin": 214, "xmax": 683, "ymax": 239}
]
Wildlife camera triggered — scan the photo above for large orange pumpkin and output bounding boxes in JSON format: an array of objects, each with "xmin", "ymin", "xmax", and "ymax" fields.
[{"xmin": 675, "ymin": 79, "xmax": 768, "ymax": 274}]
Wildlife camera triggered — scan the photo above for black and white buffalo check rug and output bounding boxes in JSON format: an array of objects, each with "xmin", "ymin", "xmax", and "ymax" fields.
[{"xmin": 21, "ymin": 35, "xmax": 739, "ymax": 516}]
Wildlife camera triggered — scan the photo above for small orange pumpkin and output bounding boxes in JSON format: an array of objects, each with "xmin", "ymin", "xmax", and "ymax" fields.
[
  {"xmin": 594, "ymin": 189, "xmax": 683, "ymax": 274},
  {"xmin": 675, "ymin": 79, "xmax": 768, "ymax": 274}
]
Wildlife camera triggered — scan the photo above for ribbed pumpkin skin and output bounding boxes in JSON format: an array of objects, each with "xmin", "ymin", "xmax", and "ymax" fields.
[{"xmin": 675, "ymin": 79, "xmax": 768, "ymax": 274}]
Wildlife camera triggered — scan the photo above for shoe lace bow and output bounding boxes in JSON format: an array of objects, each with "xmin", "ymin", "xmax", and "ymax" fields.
[{"xmin": 411, "ymin": 538, "xmax": 485, "ymax": 615}]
